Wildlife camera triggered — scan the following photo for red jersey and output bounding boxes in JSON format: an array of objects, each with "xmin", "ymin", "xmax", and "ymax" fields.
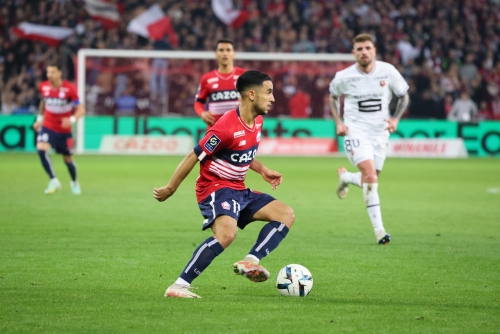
[
  {"xmin": 193, "ymin": 108, "xmax": 263, "ymax": 202},
  {"xmin": 195, "ymin": 67, "xmax": 246, "ymax": 123},
  {"xmin": 38, "ymin": 80, "xmax": 79, "ymax": 133}
]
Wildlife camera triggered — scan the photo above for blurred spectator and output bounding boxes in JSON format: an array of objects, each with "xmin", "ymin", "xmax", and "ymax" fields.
[
  {"xmin": 448, "ymin": 91, "xmax": 478, "ymax": 122},
  {"xmin": 286, "ymin": 87, "xmax": 311, "ymax": 118},
  {"xmin": 115, "ymin": 82, "xmax": 137, "ymax": 116},
  {"xmin": 460, "ymin": 54, "xmax": 479, "ymax": 84},
  {"xmin": 492, "ymin": 95, "xmax": 500, "ymax": 120},
  {"xmin": 477, "ymin": 101, "xmax": 494, "ymax": 120}
]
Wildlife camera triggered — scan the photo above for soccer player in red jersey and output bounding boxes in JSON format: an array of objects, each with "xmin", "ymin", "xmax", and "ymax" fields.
[
  {"xmin": 194, "ymin": 39, "xmax": 246, "ymax": 127},
  {"xmin": 32, "ymin": 64, "xmax": 85, "ymax": 195},
  {"xmin": 154, "ymin": 71, "xmax": 294, "ymax": 298}
]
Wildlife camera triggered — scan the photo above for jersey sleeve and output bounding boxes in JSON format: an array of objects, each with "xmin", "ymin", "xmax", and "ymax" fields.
[
  {"xmin": 329, "ymin": 73, "xmax": 343, "ymax": 98},
  {"xmin": 193, "ymin": 125, "xmax": 230, "ymax": 161},
  {"xmin": 389, "ymin": 66, "xmax": 409, "ymax": 97},
  {"xmin": 195, "ymin": 75, "xmax": 209, "ymax": 104}
]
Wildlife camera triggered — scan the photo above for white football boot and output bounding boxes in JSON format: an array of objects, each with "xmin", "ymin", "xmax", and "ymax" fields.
[
  {"xmin": 165, "ymin": 284, "xmax": 201, "ymax": 298},
  {"xmin": 44, "ymin": 178, "xmax": 62, "ymax": 194},
  {"xmin": 336, "ymin": 167, "xmax": 349, "ymax": 199},
  {"xmin": 70, "ymin": 181, "xmax": 81, "ymax": 195}
]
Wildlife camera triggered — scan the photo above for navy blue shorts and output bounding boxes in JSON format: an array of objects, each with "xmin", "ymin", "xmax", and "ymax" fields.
[
  {"xmin": 198, "ymin": 188, "xmax": 276, "ymax": 231},
  {"xmin": 37, "ymin": 126, "xmax": 74, "ymax": 155}
]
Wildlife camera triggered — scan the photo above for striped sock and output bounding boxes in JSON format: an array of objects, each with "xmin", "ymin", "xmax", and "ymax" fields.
[
  {"xmin": 65, "ymin": 160, "xmax": 77, "ymax": 182},
  {"xmin": 37, "ymin": 150, "xmax": 55, "ymax": 179},
  {"xmin": 248, "ymin": 221, "xmax": 289, "ymax": 261},
  {"xmin": 179, "ymin": 236, "xmax": 224, "ymax": 284}
]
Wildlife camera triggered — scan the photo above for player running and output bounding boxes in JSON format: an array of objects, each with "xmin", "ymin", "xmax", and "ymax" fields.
[
  {"xmin": 154, "ymin": 70, "xmax": 294, "ymax": 298},
  {"xmin": 33, "ymin": 64, "xmax": 85, "ymax": 195},
  {"xmin": 194, "ymin": 38, "xmax": 246, "ymax": 128},
  {"xmin": 329, "ymin": 33, "xmax": 410, "ymax": 245}
]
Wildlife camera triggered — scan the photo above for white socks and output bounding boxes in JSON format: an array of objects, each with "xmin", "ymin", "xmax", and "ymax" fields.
[
  {"xmin": 341, "ymin": 171, "xmax": 362, "ymax": 188},
  {"xmin": 362, "ymin": 183, "xmax": 386, "ymax": 240},
  {"xmin": 175, "ymin": 277, "xmax": 190, "ymax": 286},
  {"xmin": 244, "ymin": 254, "xmax": 260, "ymax": 264}
]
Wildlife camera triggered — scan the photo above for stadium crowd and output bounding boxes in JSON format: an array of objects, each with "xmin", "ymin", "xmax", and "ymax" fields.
[{"xmin": 1, "ymin": 0, "xmax": 500, "ymax": 120}]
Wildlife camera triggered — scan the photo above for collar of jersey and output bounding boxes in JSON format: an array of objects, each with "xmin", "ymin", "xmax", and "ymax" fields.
[
  {"xmin": 236, "ymin": 106, "xmax": 257, "ymax": 132},
  {"xmin": 355, "ymin": 61, "xmax": 377, "ymax": 76},
  {"xmin": 215, "ymin": 69, "xmax": 236, "ymax": 80}
]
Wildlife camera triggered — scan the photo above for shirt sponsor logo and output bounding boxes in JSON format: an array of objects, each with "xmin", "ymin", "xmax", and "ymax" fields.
[
  {"xmin": 210, "ymin": 90, "xmax": 239, "ymax": 101},
  {"xmin": 239, "ymin": 140, "xmax": 246, "ymax": 146},
  {"xmin": 45, "ymin": 97, "xmax": 69, "ymax": 106},
  {"xmin": 221, "ymin": 201, "xmax": 231, "ymax": 210},
  {"xmin": 204, "ymin": 134, "xmax": 221, "ymax": 153},
  {"xmin": 230, "ymin": 149, "xmax": 257, "ymax": 163},
  {"xmin": 234, "ymin": 130, "xmax": 245, "ymax": 138}
]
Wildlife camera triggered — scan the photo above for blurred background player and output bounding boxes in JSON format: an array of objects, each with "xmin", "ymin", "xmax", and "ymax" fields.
[
  {"xmin": 32, "ymin": 64, "xmax": 85, "ymax": 195},
  {"xmin": 329, "ymin": 34, "xmax": 410, "ymax": 245},
  {"xmin": 154, "ymin": 70, "xmax": 294, "ymax": 298},
  {"xmin": 194, "ymin": 39, "xmax": 246, "ymax": 128}
]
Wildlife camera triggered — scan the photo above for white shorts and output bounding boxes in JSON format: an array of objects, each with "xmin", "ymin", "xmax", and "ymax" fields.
[{"xmin": 343, "ymin": 122, "xmax": 389, "ymax": 171}]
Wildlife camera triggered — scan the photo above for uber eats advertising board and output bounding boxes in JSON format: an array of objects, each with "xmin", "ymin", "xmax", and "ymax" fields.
[{"xmin": 0, "ymin": 116, "xmax": 499, "ymax": 157}]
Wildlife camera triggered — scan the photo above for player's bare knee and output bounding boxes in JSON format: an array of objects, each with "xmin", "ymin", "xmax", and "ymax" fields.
[
  {"xmin": 281, "ymin": 206, "xmax": 295, "ymax": 229},
  {"xmin": 214, "ymin": 228, "xmax": 237, "ymax": 248},
  {"xmin": 364, "ymin": 173, "xmax": 378, "ymax": 184},
  {"xmin": 36, "ymin": 142, "xmax": 50, "ymax": 151}
]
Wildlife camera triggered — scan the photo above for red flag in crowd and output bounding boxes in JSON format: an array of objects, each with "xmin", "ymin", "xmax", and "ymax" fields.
[
  {"xmin": 127, "ymin": 4, "xmax": 178, "ymax": 46},
  {"xmin": 84, "ymin": 0, "xmax": 120, "ymax": 29},
  {"xmin": 12, "ymin": 22, "xmax": 73, "ymax": 47},
  {"xmin": 212, "ymin": 0, "xmax": 249, "ymax": 28}
]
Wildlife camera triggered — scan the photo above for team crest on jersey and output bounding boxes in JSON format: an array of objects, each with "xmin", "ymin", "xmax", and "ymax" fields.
[
  {"xmin": 380, "ymin": 80, "xmax": 386, "ymax": 87},
  {"xmin": 59, "ymin": 91, "xmax": 65, "ymax": 98},
  {"xmin": 204, "ymin": 134, "xmax": 221, "ymax": 152},
  {"xmin": 239, "ymin": 140, "xmax": 246, "ymax": 146},
  {"xmin": 221, "ymin": 201, "xmax": 231, "ymax": 210},
  {"xmin": 256, "ymin": 131, "xmax": 261, "ymax": 142}
]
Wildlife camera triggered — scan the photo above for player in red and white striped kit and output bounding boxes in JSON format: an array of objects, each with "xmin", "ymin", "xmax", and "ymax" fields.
[
  {"xmin": 32, "ymin": 64, "xmax": 85, "ymax": 195},
  {"xmin": 194, "ymin": 39, "xmax": 246, "ymax": 128},
  {"xmin": 154, "ymin": 71, "xmax": 294, "ymax": 298}
]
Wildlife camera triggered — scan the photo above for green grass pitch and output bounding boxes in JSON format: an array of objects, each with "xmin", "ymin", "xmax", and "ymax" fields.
[{"xmin": 1, "ymin": 153, "xmax": 499, "ymax": 333}]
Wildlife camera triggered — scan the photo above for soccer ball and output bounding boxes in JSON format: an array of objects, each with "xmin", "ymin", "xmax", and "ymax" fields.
[{"xmin": 276, "ymin": 264, "xmax": 313, "ymax": 297}]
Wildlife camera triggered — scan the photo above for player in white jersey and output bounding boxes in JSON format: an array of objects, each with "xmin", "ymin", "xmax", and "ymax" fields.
[{"xmin": 328, "ymin": 33, "xmax": 410, "ymax": 245}]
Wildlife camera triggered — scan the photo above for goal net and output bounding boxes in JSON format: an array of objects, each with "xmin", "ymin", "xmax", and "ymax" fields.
[{"xmin": 76, "ymin": 49, "xmax": 354, "ymax": 153}]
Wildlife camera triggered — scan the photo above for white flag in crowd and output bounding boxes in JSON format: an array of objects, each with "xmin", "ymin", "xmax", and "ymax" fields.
[
  {"xmin": 84, "ymin": 0, "xmax": 120, "ymax": 29},
  {"xmin": 212, "ymin": 0, "xmax": 249, "ymax": 28},
  {"xmin": 13, "ymin": 22, "xmax": 73, "ymax": 47},
  {"xmin": 127, "ymin": 4, "xmax": 174, "ymax": 41}
]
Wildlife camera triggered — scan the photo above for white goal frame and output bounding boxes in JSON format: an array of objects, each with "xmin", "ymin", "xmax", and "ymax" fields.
[{"xmin": 76, "ymin": 49, "xmax": 354, "ymax": 153}]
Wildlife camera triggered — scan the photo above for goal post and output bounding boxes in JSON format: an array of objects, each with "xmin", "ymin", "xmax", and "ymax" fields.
[{"xmin": 76, "ymin": 49, "xmax": 355, "ymax": 153}]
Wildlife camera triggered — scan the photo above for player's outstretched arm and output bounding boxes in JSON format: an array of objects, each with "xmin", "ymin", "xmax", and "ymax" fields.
[
  {"xmin": 329, "ymin": 95, "xmax": 348, "ymax": 136},
  {"xmin": 153, "ymin": 150, "xmax": 199, "ymax": 202},
  {"xmin": 250, "ymin": 158, "xmax": 282, "ymax": 190}
]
